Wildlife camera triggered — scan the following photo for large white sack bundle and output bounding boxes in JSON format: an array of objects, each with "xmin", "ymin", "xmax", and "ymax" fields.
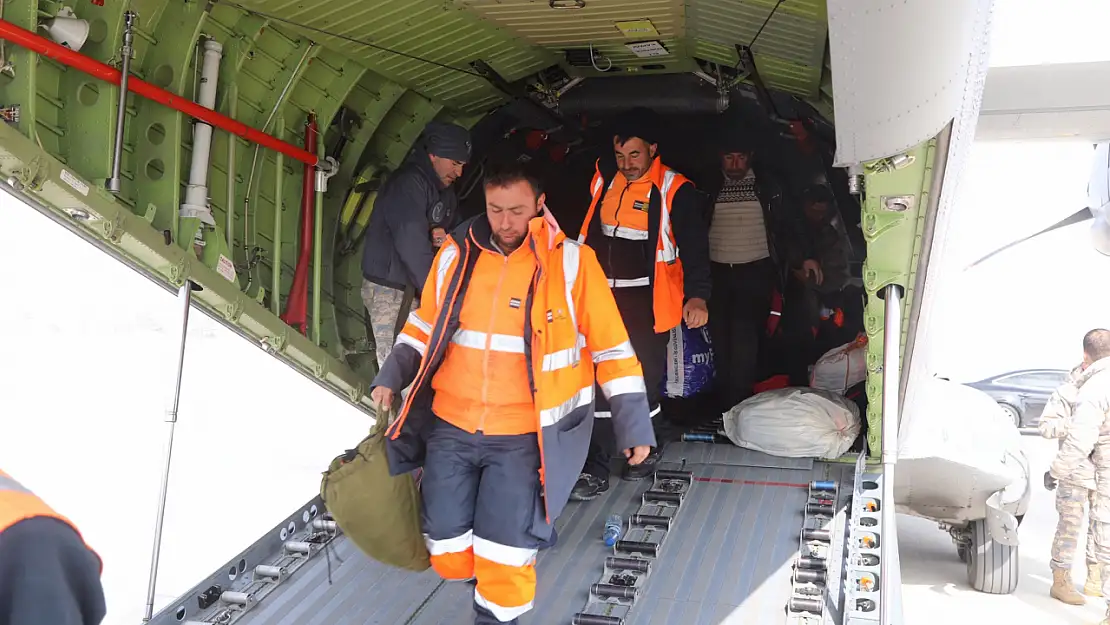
[
  {"xmin": 810, "ymin": 335, "xmax": 868, "ymax": 394},
  {"xmin": 723, "ymin": 387, "xmax": 862, "ymax": 459}
]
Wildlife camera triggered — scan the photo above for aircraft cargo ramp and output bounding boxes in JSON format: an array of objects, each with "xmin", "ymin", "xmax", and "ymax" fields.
[{"xmin": 151, "ymin": 442, "xmax": 875, "ymax": 625}]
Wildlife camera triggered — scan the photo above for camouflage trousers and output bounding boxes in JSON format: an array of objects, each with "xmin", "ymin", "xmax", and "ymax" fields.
[
  {"xmin": 360, "ymin": 280, "xmax": 415, "ymax": 368},
  {"xmin": 1052, "ymin": 481, "xmax": 1098, "ymax": 570}
]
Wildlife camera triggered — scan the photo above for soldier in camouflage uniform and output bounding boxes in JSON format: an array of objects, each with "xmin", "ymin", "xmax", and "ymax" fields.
[
  {"xmin": 1048, "ymin": 329, "xmax": 1110, "ymax": 624},
  {"xmin": 1041, "ymin": 363, "xmax": 1099, "ymax": 604},
  {"xmin": 360, "ymin": 282, "xmax": 417, "ymax": 367},
  {"xmin": 360, "ymin": 122, "xmax": 470, "ymax": 367}
]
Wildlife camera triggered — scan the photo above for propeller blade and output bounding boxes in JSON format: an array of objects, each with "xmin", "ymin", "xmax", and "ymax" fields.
[
  {"xmin": 1094, "ymin": 209, "xmax": 1110, "ymax": 256},
  {"xmin": 965, "ymin": 206, "xmax": 1095, "ymax": 270}
]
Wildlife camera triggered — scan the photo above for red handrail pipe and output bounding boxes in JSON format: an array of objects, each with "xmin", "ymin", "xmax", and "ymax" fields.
[{"xmin": 0, "ymin": 18, "xmax": 320, "ymax": 167}]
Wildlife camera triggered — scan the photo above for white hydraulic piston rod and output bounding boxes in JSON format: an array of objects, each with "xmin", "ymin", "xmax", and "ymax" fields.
[
  {"xmin": 880, "ymin": 284, "xmax": 903, "ymax": 625},
  {"xmin": 180, "ymin": 38, "xmax": 223, "ymax": 226},
  {"xmin": 142, "ymin": 281, "xmax": 194, "ymax": 622}
]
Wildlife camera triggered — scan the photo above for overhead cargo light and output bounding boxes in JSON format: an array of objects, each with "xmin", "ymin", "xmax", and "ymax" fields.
[
  {"xmin": 626, "ymin": 40, "xmax": 669, "ymax": 58},
  {"xmin": 39, "ymin": 6, "xmax": 89, "ymax": 52},
  {"xmin": 615, "ymin": 19, "xmax": 659, "ymax": 39}
]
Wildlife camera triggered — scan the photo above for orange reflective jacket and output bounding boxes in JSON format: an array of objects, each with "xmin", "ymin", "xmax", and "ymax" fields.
[
  {"xmin": 378, "ymin": 212, "xmax": 657, "ymax": 524},
  {"xmin": 431, "ymin": 241, "xmax": 538, "ymax": 435},
  {"xmin": 0, "ymin": 469, "xmax": 102, "ymax": 573},
  {"xmin": 579, "ymin": 157, "xmax": 689, "ymax": 333}
]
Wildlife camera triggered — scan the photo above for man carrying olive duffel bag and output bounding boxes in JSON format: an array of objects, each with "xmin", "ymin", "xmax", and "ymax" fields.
[{"xmin": 324, "ymin": 160, "xmax": 655, "ymax": 625}]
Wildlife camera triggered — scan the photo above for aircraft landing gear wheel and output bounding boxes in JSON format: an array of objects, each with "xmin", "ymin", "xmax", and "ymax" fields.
[
  {"xmin": 999, "ymin": 403, "xmax": 1022, "ymax": 428},
  {"xmin": 966, "ymin": 518, "xmax": 1019, "ymax": 594}
]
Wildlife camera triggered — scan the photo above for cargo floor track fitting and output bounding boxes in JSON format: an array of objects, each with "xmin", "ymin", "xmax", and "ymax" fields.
[
  {"xmin": 151, "ymin": 443, "xmax": 858, "ymax": 625},
  {"xmin": 571, "ymin": 468, "xmax": 694, "ymax": 625}
]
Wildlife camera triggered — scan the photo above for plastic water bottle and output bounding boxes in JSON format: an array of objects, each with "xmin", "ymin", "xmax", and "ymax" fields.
[{"xmin": 603, "ymin": 514, "xmax": 623, "ymax": 547}]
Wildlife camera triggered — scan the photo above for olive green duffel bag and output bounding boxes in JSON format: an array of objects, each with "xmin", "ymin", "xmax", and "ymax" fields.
[{"xmin": 320, "ymin": 404, "xmax": 430, "ymax": 572}]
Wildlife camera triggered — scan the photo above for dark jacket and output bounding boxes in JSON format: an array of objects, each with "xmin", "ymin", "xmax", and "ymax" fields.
[
  {"xmin": 588, "ymin": 156, "xmax": 712, "ymax": 303},
  {"xmin": 361, "ymin": 148, "xmax": 460, "ymax": 290},
  {"xmin": 0, "ymin": 517, "xmax": 106, "ymax": 625},
  {"xmin": 701, "ymin": 164, "xmax": 812, "ymax": 289},
  {"xmin": 800, "ymin": 210, "xmax": 853, "ymax": 294}
]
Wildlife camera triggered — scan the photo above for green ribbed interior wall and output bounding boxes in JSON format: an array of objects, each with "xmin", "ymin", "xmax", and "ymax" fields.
[{"xmin": 0, "ymin": 0, "xmax": 502, "ymax": 387}]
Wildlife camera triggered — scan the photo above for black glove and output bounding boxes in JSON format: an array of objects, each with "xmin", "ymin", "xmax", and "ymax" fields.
[{"xmin": 1044, "ymin": 470, "xmax": 1058, "ymax": 491}]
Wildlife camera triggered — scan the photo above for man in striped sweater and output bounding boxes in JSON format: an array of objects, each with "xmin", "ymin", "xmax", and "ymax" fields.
[{"xmin": 704, "ymin": 130, "xmax": 821, "ymax": 413}]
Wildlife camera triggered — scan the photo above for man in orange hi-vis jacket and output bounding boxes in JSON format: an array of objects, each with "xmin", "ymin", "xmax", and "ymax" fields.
[
  {"xmin": 370, "ymin": 160, "xmax": 656, "ymax": 624},
  {"xmin": 572, "ymin": 109, "xmax": 711, "ymax": 500},
  {"xmin": 0, "ymin": 468, "xmax": 106, "ymax": 625}
]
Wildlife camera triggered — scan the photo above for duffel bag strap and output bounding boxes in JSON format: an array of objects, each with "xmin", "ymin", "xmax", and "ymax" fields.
[{"xmin": 374, "ymin": 398, "xmax": 399, "ymax": 427}]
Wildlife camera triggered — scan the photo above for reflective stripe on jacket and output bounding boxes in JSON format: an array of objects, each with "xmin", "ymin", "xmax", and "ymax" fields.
[
  {"xmin": 376, "ymin": 212, "xmax": 657, "ymax": 525},
  {"xmin": 0, "ymin": 469, "xmax": 102, "ymax": 573},
  {"xmin": 579, "ymin": 157, "xmax": 688, "ymax": 333}
]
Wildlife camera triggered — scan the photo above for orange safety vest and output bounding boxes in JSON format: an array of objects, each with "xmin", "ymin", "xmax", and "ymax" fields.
[
  {"xmin": 387, "ymin": 212, "xmax": 651, "ymax": 524},
  {"xmin": 579, "ymin": 156, "xmax": 689, "ymax": 333},
  {"xmin": 0, "ymin": 468, "xmax": 102, "ymax": 573}
]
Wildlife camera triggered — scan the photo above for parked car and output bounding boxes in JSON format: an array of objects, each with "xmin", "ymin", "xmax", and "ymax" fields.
[{"xmin": 965, "ymin": 369, "xmax": 1071, "ymax": 427}]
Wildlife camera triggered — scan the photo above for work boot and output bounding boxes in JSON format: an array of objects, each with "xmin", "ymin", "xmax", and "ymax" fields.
[
  {"xmin": 1086, "ymin": 563, "xmax": 1104, "ymax": 597},
  {"xmin": 569, "ymin": 473, "xmax": 609, "ymax": 501},
  {"xmin": 1051, "ymin": 568, "xmax": 1086, "ymax": 605}
]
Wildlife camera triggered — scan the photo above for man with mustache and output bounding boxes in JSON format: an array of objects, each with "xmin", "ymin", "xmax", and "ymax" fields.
[{"xmin": 570, "ymin": 108, "xmax": 712, "ymax": 500}]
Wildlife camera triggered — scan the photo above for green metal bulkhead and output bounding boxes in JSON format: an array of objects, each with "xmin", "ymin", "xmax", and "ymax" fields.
[{"xmin": 857, "ymin": 139, "xmax": 937, "ymax": 458}]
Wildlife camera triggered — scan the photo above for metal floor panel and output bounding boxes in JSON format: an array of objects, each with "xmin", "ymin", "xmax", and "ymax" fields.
[
  {"xmin": 232, "ymin": 538, "xmax": 445, "ymax": 625},
  {"xmin": 662, "ymin": 441, "xmax": 817, "ymax": 471},
  {"xmin": 236, "ymin": 449, "xmax": 854, "ymax": 625}
]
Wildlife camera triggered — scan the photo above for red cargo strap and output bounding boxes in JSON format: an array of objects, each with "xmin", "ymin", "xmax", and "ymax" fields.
[{"xmin": 281, "ymin": 114, "xmax": 318, "ymax": 334}]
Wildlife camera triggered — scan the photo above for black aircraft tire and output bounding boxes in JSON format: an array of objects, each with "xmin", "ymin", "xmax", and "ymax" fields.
[{"xmin": 966, "ymin": 518, "xmax": 1019, "ymax": 594}]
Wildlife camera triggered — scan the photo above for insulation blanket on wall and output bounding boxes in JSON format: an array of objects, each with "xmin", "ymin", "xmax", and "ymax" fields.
[
  {"xmin": 662, "ymin": 323, "xmax": 714, "ymax": 399},
  {"xmin": 810, "ymin": 336, "xmax": 868, "ymax": 394},
  {"xmin": 722, "ymin": 387, "xmax": 862, "ymax": 459}
]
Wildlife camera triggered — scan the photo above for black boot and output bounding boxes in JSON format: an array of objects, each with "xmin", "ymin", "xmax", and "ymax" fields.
[{"xmin": 569, "ymin": 473, "xmax": 610, "ymax": 501}]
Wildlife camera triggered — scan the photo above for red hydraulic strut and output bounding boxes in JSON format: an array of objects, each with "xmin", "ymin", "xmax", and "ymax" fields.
[
  {"xmin": 281, "ymin": 114, "xmax": 317, "ymax": 335},
  {"xmin": 0, "ymin": 18, "xmax": 319, "ymax": 167}
]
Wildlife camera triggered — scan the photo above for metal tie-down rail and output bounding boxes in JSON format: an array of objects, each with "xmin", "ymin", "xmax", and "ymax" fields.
[
  {"xmin": 572, "ymin": 469, "xmax": 695, "ymax": 625},
  {"xmin": 784, "ymin": 284, "xmax": 902, "ymax": 625},
  {"xmin": 786, "ymin": 479, "xmax": 840, "ymax": 623}
]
